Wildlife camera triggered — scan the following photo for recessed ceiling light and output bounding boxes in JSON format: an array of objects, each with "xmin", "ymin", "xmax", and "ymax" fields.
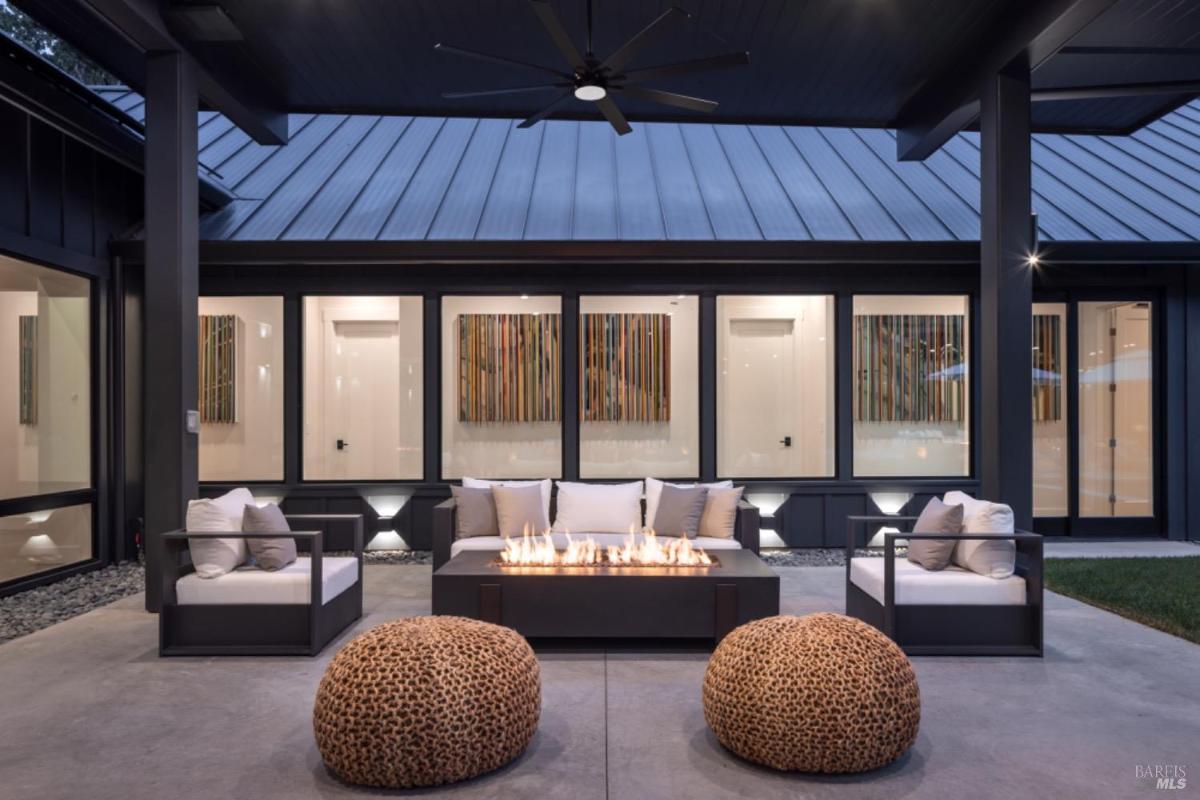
[{"xmin": 574, "ymin": 84, "xmax": 607, "ymax": 102}]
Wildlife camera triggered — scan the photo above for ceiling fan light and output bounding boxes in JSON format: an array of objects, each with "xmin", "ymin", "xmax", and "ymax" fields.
[{"xmin": 574, "ymin": 83, "xmax": 607, "ymax": 101}]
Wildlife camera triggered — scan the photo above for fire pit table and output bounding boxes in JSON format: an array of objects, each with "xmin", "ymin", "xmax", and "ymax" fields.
[{"xmin": 432, "ymin": 549, "xmax": 779, "ymax": 643}]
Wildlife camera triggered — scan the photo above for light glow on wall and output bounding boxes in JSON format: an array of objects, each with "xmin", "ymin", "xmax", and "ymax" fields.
[{"xmin": 869, "ymin": 491, "xmax": 911, "ymax": 515}]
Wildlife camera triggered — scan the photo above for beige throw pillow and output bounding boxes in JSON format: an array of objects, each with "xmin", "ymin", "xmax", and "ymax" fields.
[
  {"xmin": 698, "ymin": 487, "xmax": 744, "ymax": 539},
  {"xmin": 905, "ymin": 497, "xmax": 962, "ymax": 571},
  {"xmin": 242, "ymin": 503, "xmax": 298, "ymax": 571},
  {"xmin": 450, "ymin": 485, "xmax": 500, "ymax": 538},
  {"xmin": 491, "ymin": 484, "xmax": 550, "ymax": 538}
]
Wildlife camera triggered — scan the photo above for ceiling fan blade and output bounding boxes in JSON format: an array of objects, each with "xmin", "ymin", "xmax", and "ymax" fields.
[
  {"xmin": 434, "ymin": 43, "xmax": 567, "ymax": 79},
  {"xmin": 599, "ymin": 6, "xmax": 689, "ymax": 74},
  {"xmin": 518, "ymin": 91, "xmax": 575, "ymax": 128},
  {"xmin": 615, "ymin": 85, "xmax": 718, "ymax": 113},
  {"xmin": 595, "ymin": 95, "xmax": 633, "ymax": 135},
  {"xmin": 442, "ymin": 84, "xmax": 569, "ymax": 99},
  {"xmin": 619, "ymin": 52, "xmax": 751, "ymax": 84},
  {"xmin": 528, "ymin": 0, "xmax": 587, "ymax": 71}
]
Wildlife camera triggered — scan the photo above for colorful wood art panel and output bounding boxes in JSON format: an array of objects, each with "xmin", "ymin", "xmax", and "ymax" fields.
[
  {"xmin": 580, "ymin": 313, "xmax": 670, "ymax": 423},
  {"xmin": 854, "ymin": 314, "xmax": 965, "ymax": 423},
  {"xmin": 199, "ymin": 314, "xmax": 237, "ymax": 424},
  {"xmin": 1032, "ymin": 313, "xmax": 1062, "ymax": 422},
  {"xmin": 19, "ymin": 315, "xmax": 36, "ymax": 425},
  {"xmin": 458, "ymin": 313, "xmax": 561, "ymax": 423}
]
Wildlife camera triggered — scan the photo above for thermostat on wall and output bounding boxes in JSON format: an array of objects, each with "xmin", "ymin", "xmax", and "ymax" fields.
[{"xmin": 185, "ymin": 410, "xmax": 200, "ymax": 434}]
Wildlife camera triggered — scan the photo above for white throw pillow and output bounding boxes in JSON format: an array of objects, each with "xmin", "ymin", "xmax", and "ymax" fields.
[
  {"xmin": 552, "ymin": 481, "xmax": 644, "ymax": 534},
  {"xmin": 699, "ymin": 486, "xmax": 744, "ymax": 539},
  {"xmin": 186, "ymin": 487, "xmax": 254, "ymax": 578},
  {"xmin": 463, "ymin": 478, "xmax": 551, "ymax": 528},
  {"xmin": 943, "ymin": 491, "xmax": 1016, "ymax": 578},
  {"xmin": 645, "ymin": 478, "xmax": 733, "ymax": 529}
]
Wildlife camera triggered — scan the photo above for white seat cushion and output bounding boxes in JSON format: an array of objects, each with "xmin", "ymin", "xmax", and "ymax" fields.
[
  {"xmin": 850, "ymin": 557, "xmax": 1027, "ymax": 606},
  {"xmin": 450, "ymin": 533, "xmax": 744, "ymax": 559},
  {"xmin": 175, "ymin": 556, "xmax": 358, "ymax": 606}
]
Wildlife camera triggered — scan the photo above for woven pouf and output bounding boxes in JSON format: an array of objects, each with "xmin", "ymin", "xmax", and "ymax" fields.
[
  {"xmin": 313, "ymin": 616, "xmax": 541, "ymax": 788},
  {"xmin": 703, "ymin": 613, "xmax": 920, "ymax": 773}
]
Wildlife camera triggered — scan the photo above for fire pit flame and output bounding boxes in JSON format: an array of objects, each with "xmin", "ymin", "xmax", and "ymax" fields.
[{"xmin": 498, "ymin": 525, "xmax": 715, "ymax": 567}]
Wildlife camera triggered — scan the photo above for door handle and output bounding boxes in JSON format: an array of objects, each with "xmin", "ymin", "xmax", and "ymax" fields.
[
  {"xmin": 780, "ymin": 436, "xmax": 792, "ymax": 447},
  {"xmin": 336, "ymin": 439, "xmax": 350, "ymax": 451}
]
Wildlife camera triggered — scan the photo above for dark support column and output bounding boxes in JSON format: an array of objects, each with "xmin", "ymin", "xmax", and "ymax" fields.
[
  {"xmin": 561, "ymin": 293, "xmax": 580, "ymax": 481},
  {"xmin": 979, "ymin": 58, "xmax": 1034, "ymax": 529},
  {"xmin": 143, "ymin": 52, "xmax": 199, "ymax": 612},
  {"xmin": 699, "ymin": 293, "xmax": 716, "ymax": 481},
  {"xmin": 1187, "ymin": 266, "xmax": 1200, "ymax": 541}
]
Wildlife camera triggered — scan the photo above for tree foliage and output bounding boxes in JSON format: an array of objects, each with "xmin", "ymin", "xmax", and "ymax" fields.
[{"xmin": 0, "ymin": 1, "xmax": 119, "ymax": 86}]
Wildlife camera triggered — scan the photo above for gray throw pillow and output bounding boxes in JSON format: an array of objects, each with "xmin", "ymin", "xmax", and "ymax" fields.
[
  {"xmin": 491, "ymin": 484, "xmax": 549, "ymax": 538},
  {"xmin": 652, "ymin": 485, "xmax": 709, "ymax": 538},
  {"xmin": 906, "ymin": 497, "xmax": 963, "ymax": 571},
  {"xmin": 450, "ymin": 485, "xmax": 500, "ymax": 539},
  {"xmin": 242, "ymin": 503, "xmax": 298, "ymax": 571}
]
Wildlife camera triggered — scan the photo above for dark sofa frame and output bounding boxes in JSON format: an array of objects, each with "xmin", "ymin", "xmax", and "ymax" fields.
[
  {"xmin": 844, "ymin": 515, "xmax": 1044, "ymax": 657},
  {"xmin": 432, "ymin": 496, "xmax": 760, "ymax": 571},
  {"xmin": 158, "ymin": 514, "xmax": 364, "ymax": 657}
]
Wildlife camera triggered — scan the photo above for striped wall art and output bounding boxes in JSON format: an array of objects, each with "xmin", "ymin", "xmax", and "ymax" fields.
[
  {"xmin": 1032, "ymin": 313, "xmax": 1062, "ymax": 422},
  {"xmin": 580, "ymin": 313, "xmax": 670, "ymax": 423},
  {"xmin": 199, "ymin": 314, "xmax": 237, "ymax": 424},
  {"xmin": 458, "ymin": 313, "xmax": 562, "ymax": 423},
  {"xmin": 854, "ymin": 314, "xmax": 965, "ymax": 423},
  {"xmin": 19, "ymin": 315, "xmax": 36, "ymax": 425}
]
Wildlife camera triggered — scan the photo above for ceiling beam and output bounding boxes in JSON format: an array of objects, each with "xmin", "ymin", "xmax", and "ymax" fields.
[
  {"xmin": 1032, "ymin": 79, "xmax": 1200, "ymax": 102},
  {"xmin": 895, "ymin": 0, "xmax": 1116, "ymax": 161},
  {"xmin": 25, "ymin": 0, "xmax": 287, "ymax": 145}
]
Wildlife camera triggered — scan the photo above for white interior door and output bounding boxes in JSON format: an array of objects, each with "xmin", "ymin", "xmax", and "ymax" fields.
[
  {"xmin": 722, "ymin": 318, "xmax": 798, "ymax": 476},
  {"xmin": 321, "ymin": 318, "xmax": 401, "ymax": 479}
]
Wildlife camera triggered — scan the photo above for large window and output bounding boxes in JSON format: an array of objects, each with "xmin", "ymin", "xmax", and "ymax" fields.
[
  {"xmin": 442, "ymin": 295, "xmax": 562, "ymax": 480},
  {"xmin": 1032, "ymin": 302, "xmax": 1067, "ymax": 517},
  {"xmin": 1078, "ymin": 301, "xmax": 1153, "ymax": 517},
  {"xmin": 198, "ymin": 296, "xmax": 284, "ymax": 481},
  {"xmin": 0, "ymin": 255, "xmax": 92, "ymax": 585},
  {"xmin": 717, "ymin": 295, "xmax": 834, "ymax": 478},
  {"xmin": 853, "ymin": 295, "xmax": 970, "ymax": 477},
  {"xmin": 303, "ymin": 296, "xmax": 423, "ymax": 480},
  {"xmin": 579, "ymin": 295, "xmax": 698, "ymax": 479}
]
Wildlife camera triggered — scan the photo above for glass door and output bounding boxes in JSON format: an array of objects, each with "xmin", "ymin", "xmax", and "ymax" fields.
[{"xmin": 1077, "ymin": 301, "xmax": 1154, "ymax": 518}]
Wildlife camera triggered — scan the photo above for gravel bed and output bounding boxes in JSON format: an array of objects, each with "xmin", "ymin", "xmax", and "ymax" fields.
[
  {"xmin": 0, "ymin": 562, "xmax": 145, "ymax": 645},
  {"xmin": 361, "ymin": 550, "xmax": 434, "ymax": 565},
  {"xmin": 760, "ymin": 548, "xmax": 900, "ymax": 567}
]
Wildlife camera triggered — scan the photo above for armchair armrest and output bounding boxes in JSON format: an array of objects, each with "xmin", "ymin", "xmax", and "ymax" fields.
[
  {"xmin": 283, "ymin": 513, "xmax": 365, "ymax": 559},
  {"xmin": 160, "ymin": 529, "xmax": 324, "ymax": 607},
  {"xmin": 433, "ymin": 497, "xmax": 458, "ymax": 571},
  {"xmin": 844, "ymin": 515, "xmax": 918, "ymax": 563},
  {"xmin": 734, "ymin": 500, "xmax": 760, "ymax": 555}
]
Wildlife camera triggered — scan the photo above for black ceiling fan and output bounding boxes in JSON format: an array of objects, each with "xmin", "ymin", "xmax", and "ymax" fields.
[{"xmin": 434, "ymin": 0, "xmax": 750, "ymax": 135}]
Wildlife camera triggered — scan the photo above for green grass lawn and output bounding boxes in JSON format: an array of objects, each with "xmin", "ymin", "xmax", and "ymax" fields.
[{"xmin": 1044, "ymin": 557, "xmax": 1200, "ymax": 645}]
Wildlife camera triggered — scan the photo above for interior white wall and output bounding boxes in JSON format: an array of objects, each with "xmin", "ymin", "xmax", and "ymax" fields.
[
  {"xmin": 198, "ymin": 297, "xmax": 285, "ymax": 481},
  {"xmin": 852, "ymin": 295, "xmax": 970, "ymax": 477},
  {"xmin": 580, "ymin": 295, "xmax": 698, "ymax": 479},
  {"xmin": 36, "ymin": 291, "xmax": 90, "ymax": 491},
  {"xmin": 442, "ymin": 295, "xmax": 562, "ymax": 480},
  {"xmin": 1033, "ymin": 302, "xmax": 1068, "ymax": 517},
  {"xmin": 304, "ymin": 296, "xmax": 423, "ymax": 480},
  {"xmin": 717, "ymin": 295, "xmax": 834, "ymax": 478},
  {"xmin": 0, "ymin": 502, "xmax": 91, "ymax": 583}
]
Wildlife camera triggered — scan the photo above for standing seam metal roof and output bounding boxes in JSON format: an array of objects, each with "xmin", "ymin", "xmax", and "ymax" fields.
[{"xmin": 94, "ymin": 88, "xmax": 1200, "ymax": 243}]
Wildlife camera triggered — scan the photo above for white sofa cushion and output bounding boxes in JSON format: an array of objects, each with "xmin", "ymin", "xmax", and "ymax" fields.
[
  {"xmin": 644, "ymin": 478, "xmax": 733, "ymax": 529},
  {"xmin": 185, "ymin": 487, "xmax": 254, "ymax": 578},
  {"xmin": 943, "ymin": 491, "xmax": 1017, "ymax": 578},
  {"xmin": 552, "ymin": 481, "xmax": 643, "ymax": 534},
  {"xmin": 450, "ymin": 532, "xmax": 744, "ymax": 560},
  {"xmin": 463, "ymin": 478, "xmax": 551, "ymax": 526},
  {"xmin": 176, "ymin": 556, "xmax": 358, "ymax": 606},
  {"xmin": 850, "ymin": 557, "xmax": 1027, "ymax": 606}
]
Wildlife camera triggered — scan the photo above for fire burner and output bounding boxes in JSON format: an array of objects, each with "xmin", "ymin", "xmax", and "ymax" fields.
[{"xmin": 495, "ymin": 528, "xmax": 717, "ymax": 568}]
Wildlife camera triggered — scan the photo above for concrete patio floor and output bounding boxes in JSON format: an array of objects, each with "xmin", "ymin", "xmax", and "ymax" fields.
[{"xmin": 0, "ymin": 565, "xmax": 1196, "ymax": 800}]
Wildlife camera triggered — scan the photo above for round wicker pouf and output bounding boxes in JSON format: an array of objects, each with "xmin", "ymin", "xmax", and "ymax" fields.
[
  {"xmin": 703, "ymin": 613, "xmax": 920, "ymax": 773},
  {"xmin": 313, "ymin": 616, "xmax": 541, "ymax": 788}
]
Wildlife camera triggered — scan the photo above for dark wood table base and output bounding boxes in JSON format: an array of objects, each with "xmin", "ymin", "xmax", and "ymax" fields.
[{"xmin": 432, "ymin": 550, "xmax": 780, "ymax": 643}]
